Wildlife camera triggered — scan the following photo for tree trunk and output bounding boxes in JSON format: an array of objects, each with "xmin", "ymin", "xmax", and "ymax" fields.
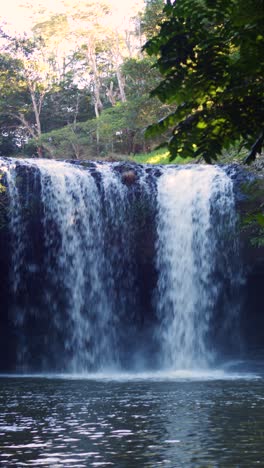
[
  {"xmin": 106, "ymin": 81, "xmax": 116, "ymax": 106},
  {"xmin": 29, "ymin": 85, "xmax": 42, "ymax": 137},
  {"xmin": 116, "ymin": 67, "xmax": 126, "ymax": 103},
  {"xmin": 113, "ymin": 32, "xmax": 126, "ymax": 102},
  {"xmin": 244, "ymin": 131, "xmax": 264, "ymax": 164},
  {"xmin": 86, "ymin": 36, "xmax": 103, "ymax": 118}
]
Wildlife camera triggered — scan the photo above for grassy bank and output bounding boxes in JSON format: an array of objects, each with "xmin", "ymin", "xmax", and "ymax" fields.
[{"xmin": 133, "ymin": 148, "xmax": 194, "ymax": 165}]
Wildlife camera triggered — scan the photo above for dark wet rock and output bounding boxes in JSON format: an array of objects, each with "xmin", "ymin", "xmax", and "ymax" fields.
[
  {"xmin": 121, "ymin": 170, "xmax": 137, "ymax": 185},
  {"xmin": 250, "ymin": 153, "xmax": 264, "ymax": 174},
  {"xmin": 1, "ymin": 157, "xmax": 264, "ymax": 367}
]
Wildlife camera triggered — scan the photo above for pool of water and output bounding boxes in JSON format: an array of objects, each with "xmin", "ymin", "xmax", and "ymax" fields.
[{"xmin": 1, "ymin": 364, "xmax": 264, "ymax": 467}]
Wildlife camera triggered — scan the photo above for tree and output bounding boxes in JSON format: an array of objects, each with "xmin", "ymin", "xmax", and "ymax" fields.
[
  {"xmin": 1, "ymin": 0, "xmax": 182, "ymax": 159},
  {"xmin": 32, "ymin": 13, "xmax": 72, "ymax": 83},
  {"xmin": 144, "ymin": 0, "xmax": 264, "ymax": 163},
  {"xmin": 0, "ymin": 50, "xmax": 33, "ymax": 152},
  {"xmin": 141, "ymin": 0, "xmax": 166, "ymax": 39},
  {"xmin": 0, "ymin": 32, "xmax": 56, "ymax": 155},
  {"xmin": 40, "ymin": 76, "xmax": 93, "ymax": 132},
  {"xmin": 0, "ymin": 25, "xmax": 95, "ymax": 154}
]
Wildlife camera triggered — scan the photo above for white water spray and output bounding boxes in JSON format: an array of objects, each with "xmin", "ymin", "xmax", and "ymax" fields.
[
  {"xmin": 156, "ymin": 166, "xmax": 238, "ymax": 369},
  {"xmin": 1, "ymin": 158, "xmax": 241, "ymax": 372}
]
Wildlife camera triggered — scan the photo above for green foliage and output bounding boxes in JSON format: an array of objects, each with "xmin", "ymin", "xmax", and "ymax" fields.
[
  {"xmin": 0, "ymin": 36, "xmax": 94, "ymax": 151},
  {"xmin": 1, "ymin": 1, "xmax": 209, "ymax": 161},
  {"xmin": 122, "ymin": 57, "xmax": 162, "ymax": 98},
  {"xmin": 133, "ymin": 147, "xmax": 194, "ymax": 164},
  {"xmin": 241, "ymin": 179, "xmax": 264, "ymax": 200},
  {"xmin": 0, "ymin": 133, "xmax": 20, "ymax": 156},
  {"xmin": 28, "ymin": 123, "xmax": 96, "ymax": 159},
  {"xmin": 41, "ymin": 81, "xmax": 93, "ymax": 132},
  {"xmin": 141, "ymin": 0, "xmax": 166, "ymax": 39},
  {"xmin": 241, "ymin": 178, "xmax": 264, "ymax": 246},
  {"xmin": 28, "ymin": 99, "xmax": 149, "ymax": 158},
  {"xmin": 0, "ymin": 51, "xmax": 32, "ymax": 150},
  {"xmin": 27, "ymin": 70, "xmax": 172, "ymax": 158},
  {"xmin": 243, "ymin": 212, "xmax": 264, "ymax": 246},
  {"xmin": 144, "ymin": 0, "xmax": 264, "ymax": 163}
]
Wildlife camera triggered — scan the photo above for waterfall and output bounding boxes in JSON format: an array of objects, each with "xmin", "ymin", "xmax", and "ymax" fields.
[
  {"xmin": 0, "ymin": 158, "xmax": 241, "ymax": 373},
  {"xmin": 4, "ymin": 163, "xmax": 26, "ymax": 295},
  {"xmin": 34, "ymin": 160, "xmax": 115, "ymax": 371},
  {"xmin": 156, "ymin": 166, "xmax": 240, "ymax": 369}
]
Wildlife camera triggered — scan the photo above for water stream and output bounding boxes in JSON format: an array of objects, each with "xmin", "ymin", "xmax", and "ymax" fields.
[
  {"xmin": 0, "ymin": 368, "xmax": 263, "ymax": 467},
  {"xmin": 156, "ymin": 166, "xmax": 239, "ymax": 369},
  {"xmin": 1, "ymin": 157, "xmax": 261, "ymax": 467},
  {"xmin": 0, "ymin": 158, "xmax": 241, "ymax": 372}
]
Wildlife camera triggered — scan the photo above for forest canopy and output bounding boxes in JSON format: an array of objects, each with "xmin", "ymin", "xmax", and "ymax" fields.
[
  {"xmin": 144, "ymin": 0, "xmax": 264, "ymax": 163},
  {"xmin": 0, "ymin": 0, "xmax": 263, "ymax": 163},
  {"xmin": 0, "ymin": 0, "xmax": 167, "ymax": 159}
]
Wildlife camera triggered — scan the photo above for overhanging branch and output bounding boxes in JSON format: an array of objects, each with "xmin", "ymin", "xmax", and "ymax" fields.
[{"xmin": 244, "ymin": 131, "xmax": 264, "ymax": 165}]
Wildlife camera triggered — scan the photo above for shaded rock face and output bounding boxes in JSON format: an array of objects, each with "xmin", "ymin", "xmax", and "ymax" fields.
[
  {"xmin": 231, "ymin": 166, "xmax": 264, "ymax": 355},
  {"xmin": 121, "ymin": 170, "xmax": 137, "ymax": 185},
  {"xmin": 0, "ymin": 158, "xmax": 159, "ymax": 372},
  {"xmin": 0, "ymin": 157, "xmax": 263, "ymax": 372}
]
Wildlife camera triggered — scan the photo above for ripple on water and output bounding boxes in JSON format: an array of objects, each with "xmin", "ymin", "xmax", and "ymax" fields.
[{"xmin": 0, "ymin": 371, "xmax": 263, "ymax": 466}]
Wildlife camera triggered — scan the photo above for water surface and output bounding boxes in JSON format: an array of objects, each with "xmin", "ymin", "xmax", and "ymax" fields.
[{"xmin": 1, "ymin": 365, "xmax": 264, "ymax": 467}]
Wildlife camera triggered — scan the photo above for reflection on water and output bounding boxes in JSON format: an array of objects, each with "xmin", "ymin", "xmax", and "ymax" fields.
[{"xmin": 0, "ymin": 367, "xmax": 264, "ymax": 467}]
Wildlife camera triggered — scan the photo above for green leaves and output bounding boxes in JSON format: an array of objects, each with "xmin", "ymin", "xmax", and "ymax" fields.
[{"xmin": 144, "ymin": 0, "xmax": 264, "ymax": 162}]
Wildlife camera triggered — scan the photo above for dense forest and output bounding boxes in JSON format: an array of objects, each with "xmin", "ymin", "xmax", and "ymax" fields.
[
  {"xmin": 0, "ymin": 0, "xmax": 263, "ymax": 163},
  {"xmin": 0, "ymin": 0, "xmax": 169, "ymax": 160}
]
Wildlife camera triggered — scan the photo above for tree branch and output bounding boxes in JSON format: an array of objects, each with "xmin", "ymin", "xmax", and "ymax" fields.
[
  {"xmin": 9, "ymin": 113, "xmax": 37, "ymax": 138},
  {"xmin": 244, "ymin": 131, "xmax": 264, "ymax": 165}
]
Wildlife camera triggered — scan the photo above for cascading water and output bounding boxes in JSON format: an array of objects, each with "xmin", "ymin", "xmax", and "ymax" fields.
[
  {"xmin": 35, "ymin": 160, "xmax": 115, "ymax": 371},
  {"xmin": 0, "ymin": 158, "xmax": 241, "ymax": 373},
  {"xmin": 155, "ymin": 166, "xmax": 240, "ymax": 369},
  {"xmin": 4, "ymin": 163, "xmax": 26, "ymax": 295}
]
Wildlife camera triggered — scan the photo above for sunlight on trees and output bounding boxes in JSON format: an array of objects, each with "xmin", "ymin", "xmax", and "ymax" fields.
[
  {"xmin": 144, "ymin": 0, "xmax": 264, "ymax": 163},
  {"xmin": 1, "ymin": 0, "xmax": 262, "ymax": 163},
  {"xmin": 0, "ymin": 0, "xmax": 166, "ymax": 158}
]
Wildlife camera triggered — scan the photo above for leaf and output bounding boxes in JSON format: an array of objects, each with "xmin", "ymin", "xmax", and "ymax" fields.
[{"xmin": 143, "ymin": 0, "xmax": 264, "ymax": 163}]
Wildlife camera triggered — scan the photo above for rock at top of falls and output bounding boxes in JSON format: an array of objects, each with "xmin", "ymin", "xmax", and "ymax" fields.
[{"xmin": 0, "ymin": 157, "xmax": 242, "ymax": 373}]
